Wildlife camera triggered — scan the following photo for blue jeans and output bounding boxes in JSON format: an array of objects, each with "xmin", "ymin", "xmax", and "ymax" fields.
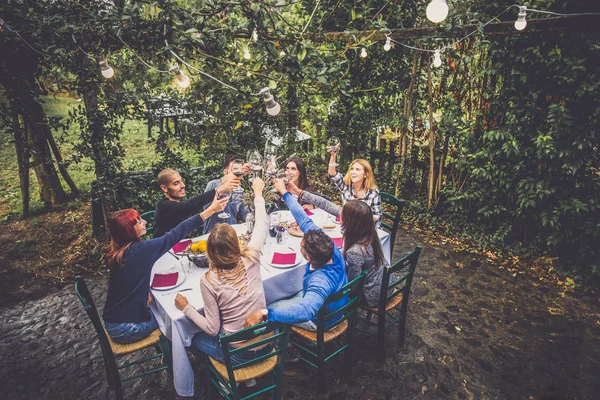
[
  {"xmin": 104, "ymin": 312, "xmax": 159, "ymax": 344},
  {"xmin": 192, "ymin": 331, "xmax": 273, "ymax": 365}
]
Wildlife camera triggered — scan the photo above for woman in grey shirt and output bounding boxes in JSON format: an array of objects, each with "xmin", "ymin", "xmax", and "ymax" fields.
[{"xmin": 287, "ymin": 182, "xmax": 386, "ymax": 307}]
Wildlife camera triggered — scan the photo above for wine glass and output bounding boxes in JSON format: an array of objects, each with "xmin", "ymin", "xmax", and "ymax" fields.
[
  {"xmin": 231, "ymin": 159, "xmax": 245, "ymax": 194},
  {"xmin": 217, "ymin": 190, "xmax": 231, "ymax": 219},
  {"xmin": 327, "ymin": 136, "xmax": 341, "ymax": 167},
  {"xmin": 247, "ymin": 150, "xmax": 263, "ymax": 173},
  {"xmin": 265, "ymin": 156, "xmax": 278, "ymax": 177},
  {"xmin": 264, "ymin": 144, "xmax": 277, "ymax": 161}
]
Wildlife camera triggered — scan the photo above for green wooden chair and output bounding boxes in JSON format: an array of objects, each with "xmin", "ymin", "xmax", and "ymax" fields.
[
  {"xmin": 140, "ymin": 210, "xmax": 155, "ymax": 237},
  {"xmin": 357, "ymin": 246, "xmax": 422, "ymax": 362},
  {"xmin": 74, "ymin": 276, "xmax": 171, "ymax": 400},
  {"xmin": 379, "ymin": 192, "xmax": 406, "ymax": 258},
  {"xmin": 204, "ymin": 321, "xmax": 291, "ymax": 400},
  {"xmin": 289, "ymin": 272, "xmax": 367, "ymax": 390}
]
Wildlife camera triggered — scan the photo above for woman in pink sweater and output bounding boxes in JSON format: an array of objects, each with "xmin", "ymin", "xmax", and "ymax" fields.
[{"xmin": 174, "ymin": 177, "xmax": 270, "ymax": 365}]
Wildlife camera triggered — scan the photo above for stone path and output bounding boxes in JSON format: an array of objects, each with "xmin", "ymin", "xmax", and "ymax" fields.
[{"xmin": 1, "ymin": 229, "xmax": 598, "ymax": 399}]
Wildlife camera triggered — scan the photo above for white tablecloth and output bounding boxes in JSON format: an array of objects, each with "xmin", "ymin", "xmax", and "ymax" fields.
[{"xmin": 150, "ymin": 208, "xmax": 390, "ymax": 396}]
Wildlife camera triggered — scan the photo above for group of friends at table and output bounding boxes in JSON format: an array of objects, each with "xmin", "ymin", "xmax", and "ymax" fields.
[{"xmin": 101, "ymin": 149, "xmax": 387, "ymax": 387}]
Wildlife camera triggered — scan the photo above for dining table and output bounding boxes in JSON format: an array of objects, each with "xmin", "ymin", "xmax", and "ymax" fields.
[{"xmin": 149, "ymin": 208, "xmax": 391, "ymax": 397}]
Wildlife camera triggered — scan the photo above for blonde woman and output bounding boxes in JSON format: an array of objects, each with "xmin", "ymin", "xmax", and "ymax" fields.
[
  {"xmin": 174, "ymin": 177, "xmax": 271, "ymax": 366},
  {"xmin": 327, "ymin": 150, "xmax": 381, "ymax": 222}
]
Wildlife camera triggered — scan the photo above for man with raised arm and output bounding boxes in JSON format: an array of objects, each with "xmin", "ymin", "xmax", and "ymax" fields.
[
  {"xmin": 244, "ymin": 178, "xmax": 347, "ymax": 331},
  {"xmin": 153, "ymin": 169, "xmax": 239, "ymax": 237},
  {"xmin": 202, "ymin": 154, "xmax": 252, "ymax": 234}
]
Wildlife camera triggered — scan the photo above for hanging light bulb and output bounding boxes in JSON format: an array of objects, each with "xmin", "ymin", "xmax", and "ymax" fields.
[
  {"xmin": 360, "ymin": 47, "xmax": 367, "ymax": 58},
  {"xmin": 514, "ymin": 6, "xmax": 527, "ymax": 31},
  {"xmin": 252, "ymin": 28, "xmax": 258, "ymax": 41},
  {"xmin": 244, "ymin": 47, "xmax": 251, "ymax": 60},
  {"xmin": 426, "ymin": 0, "xmax": 449, "ymax": 24},
  {"xmin": 99, "ymin": 58, "xmax": 114, "ymax": 79},
  {"xmin": 433, "ymin": 50, "xmax": 442, "ymax": 67},
  {"xmin": 259, "ymin": 87, "xmax": 281, "ymax": 116},
  {"xmin": 170, "ymin": 65, "xmax": 190, "ymax": 89},
  {"xmin": 383, "ymin": 36, "xmax": 392, "ymax": 51}
]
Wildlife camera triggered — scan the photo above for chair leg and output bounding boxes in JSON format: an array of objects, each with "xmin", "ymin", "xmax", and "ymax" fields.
[
  {"xmin": 398, "ymin": 318, "xmax": 407, "ymax": 349},
  {"xmin": 274, "ymin": 364, "xmax": 283, "ymax": 400},
  {"xmin": 159, "ymin": 335, "xmax": 173, "ymax": 375},
  {"xmin": 345, "ymin": 321, "xmax": 355, "ymax": 375},
  {"xmin": 376, "ymin": 312, "xmax": 387, "ymax": 362},
  {"xmin": 316, "ymin": 341, "xmax": 326, "ymax": 391},
  {"xmin": 113, "ymin": 382, "xmax": 124, "ymax": 400}
]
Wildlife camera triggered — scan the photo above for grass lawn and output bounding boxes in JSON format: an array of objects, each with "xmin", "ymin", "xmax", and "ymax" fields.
[{"xmin": 0, "ymin": 94, "xmax": 202, "ymax": 220}]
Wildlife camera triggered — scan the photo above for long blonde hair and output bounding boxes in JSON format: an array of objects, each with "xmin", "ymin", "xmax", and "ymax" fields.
[
  {"xmin": 206, "ymin": 224, "xmax": 259, "ymax": 271},
  {"xmin": 343, "ymin": 159, "xmax": 377, "ymax": 190}
]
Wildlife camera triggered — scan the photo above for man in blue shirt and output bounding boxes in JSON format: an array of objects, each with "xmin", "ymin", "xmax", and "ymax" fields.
[
  {"xmin": 244, "ymin": 178, "xmax": 348, "ymax": 331},
  {"xmin": 203, "ymin": 154, "xmax": 252, "ymax": 234}
]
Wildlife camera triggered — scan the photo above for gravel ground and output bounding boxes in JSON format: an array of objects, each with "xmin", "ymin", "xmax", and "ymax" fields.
[{"xmin": 1, "ymin": 228, "xmax": 599, "ymax": 399}]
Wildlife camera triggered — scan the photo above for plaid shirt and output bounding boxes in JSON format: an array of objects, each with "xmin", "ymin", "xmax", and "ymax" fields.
[{"xmin": 330, "ymin": 173, "xmax": 381, "ymax": 223}]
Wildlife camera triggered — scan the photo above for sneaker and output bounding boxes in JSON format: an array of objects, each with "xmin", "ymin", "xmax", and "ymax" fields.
[
  {"xmin": 285, "ymin": 346, "xmax": 301, "ymax": 364},
  {"xmin": 218, "ymin": 381, "xmax": 231, "ymax": 395},
  {"xmin": 243, "ymin": 378, "xmax": 257, "ymax": 388}
]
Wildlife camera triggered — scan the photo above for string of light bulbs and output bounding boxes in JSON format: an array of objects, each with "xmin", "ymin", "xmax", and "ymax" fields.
[{"xmin": 371, "ymin": 2, "xmax": 600, "ymax": 68}]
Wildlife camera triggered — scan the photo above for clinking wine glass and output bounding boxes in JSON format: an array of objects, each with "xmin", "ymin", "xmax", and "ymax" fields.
[
  {"xmin": 247, "ymin": 150, "xmax": 263, "ymax": 182},
  {"xmin": 327, "ymin": 136, "xmax": 341, "ymax": 167},
  {"xmin": 266, "ymin": 156, "xmax": 278, "ymax": 178},
  {"xmin": 217, "ymin": 190, "xmax": 231, "ymax": 219},
  {"xmin": 231, "ymin": 159, "xmax": 244, "ymax": 194}
]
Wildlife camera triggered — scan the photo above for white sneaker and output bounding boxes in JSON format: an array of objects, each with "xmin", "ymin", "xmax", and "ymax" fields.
[{"xmin": 243, "ymin": 378, "xmax": 257, "ymax": 388}]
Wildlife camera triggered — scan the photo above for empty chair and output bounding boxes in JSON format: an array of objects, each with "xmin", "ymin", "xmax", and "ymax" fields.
[{"xmin": 357, "ymin": 246, "xmax": 422, "ymax": 361}]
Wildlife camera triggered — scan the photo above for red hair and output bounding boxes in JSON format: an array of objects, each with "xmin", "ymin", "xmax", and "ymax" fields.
[{"xmin": 105, "ymin": 209, "xmax": 141, "ymax": 268}]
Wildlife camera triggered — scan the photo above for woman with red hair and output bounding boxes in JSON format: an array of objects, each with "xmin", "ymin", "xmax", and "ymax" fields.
[{"xmin": 102, "ymin": 196, "xmax": 228, "ymax": 344}]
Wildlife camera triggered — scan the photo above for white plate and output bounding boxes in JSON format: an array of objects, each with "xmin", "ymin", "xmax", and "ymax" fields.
[
  {"xmin": 151, "ymin": 268, "xmax": 186, "ymax": 291},
  {"xmin": 267, "ymin": 251, "xmax": 301, "ymax": 269}
]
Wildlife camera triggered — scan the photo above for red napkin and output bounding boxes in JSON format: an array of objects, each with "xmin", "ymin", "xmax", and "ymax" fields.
[
  {"xmin": 151, "ymin": 272, "xmax": 179, "ymax": 288},
  {"xmin": 304, "ymin": 209, "xmax": 314, "ymax": 216},
  {"xmin": 172, "ymin": 240, "xmax": 192, "ymax": 253},
  {"xmin": 331, "ymin": 237, "xmax": 344, "ymax": 247},
  {"xmin": 272, "ymin": 252, "xmax": 296, "ymax": 265},
  {"xmin": 335, "ymin": 216, "xmax": 340, "ymax": 222}
]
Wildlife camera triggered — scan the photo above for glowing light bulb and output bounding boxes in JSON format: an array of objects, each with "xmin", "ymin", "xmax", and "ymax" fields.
[
  {"xmin": 170, "ymin": 65, "xmax": 190, "ymax": 89},
  {"xmin": 514, "ymin": 6, "xmax": 527, "ymax": 31},
  {"xmin": 360, "ymin": 47, "xmax": 367, "ymax": 58},
  {"xmin": 252, "ymin": 28, "xmax": 258, "ymax": 41},
  {"xmin": 384, "ymin": 37, "xmax": 391, "ymax": 51},
  {"xmin": 244, "ymin": 47, "xmax": 251, "ymax": 60},
  {"xmin": 433, "ymin": 50, "xmax": 442, "ymax": 67},
  {"xmin": 99, "ymin": 59, "xmax": 114, "ymax": 79},
  {"xmin": 426, "ymin": 0, "xmax": 449, "ymax": 24}
]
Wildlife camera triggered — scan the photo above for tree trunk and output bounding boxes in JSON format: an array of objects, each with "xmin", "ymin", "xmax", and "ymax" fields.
[
  {"xmin": 427, "ymin": 54, "xmax": 436, "ymax": 209},
  {"xmin": 77, "ymin": 54, "xmax": 113, "ymax": 237},
  {"xmin": 395, "ymin": 51, "xmax": 420, "ymax": 197},
  {"xmin": 26, "ymin": 103, "xmax": 69, "ymax": 206},
  {"xmin": 11, "ymin": 106, "xmax": 30, "ymax": 217},
  {"xmin": 45, "ymin": 127, "xmax": 80, "ymax": 197},
  {"xmin": 0, "ymin": 40, "xmax": 70, "ymax": 208}
]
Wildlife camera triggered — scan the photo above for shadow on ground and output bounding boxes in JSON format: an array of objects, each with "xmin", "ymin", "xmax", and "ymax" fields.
[{"xmin": 1, "ymin": 228, "xmax": 598, "ymax": 399}]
